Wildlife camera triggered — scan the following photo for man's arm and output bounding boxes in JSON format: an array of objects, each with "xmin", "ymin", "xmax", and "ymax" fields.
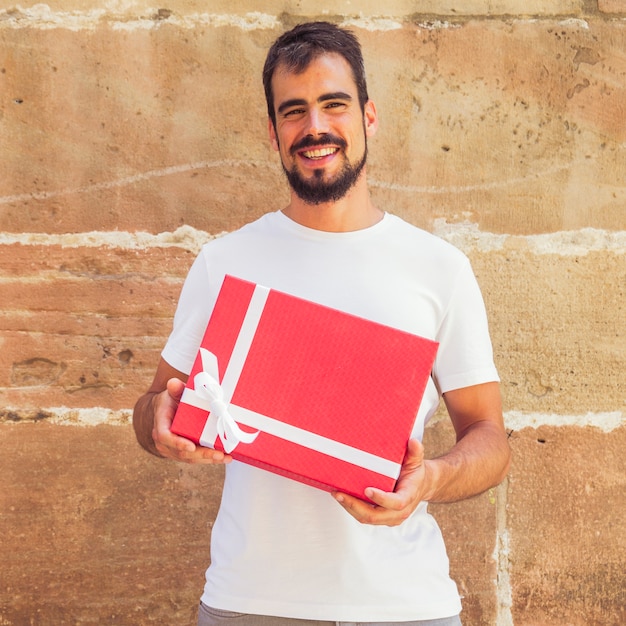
[
  {"xmin": 132, "ymin": 357, "xmax": 232, "ymax": 465},
  {"xmin": 333, "ymin": 381, "xmax": 511, "ymax": 525}
]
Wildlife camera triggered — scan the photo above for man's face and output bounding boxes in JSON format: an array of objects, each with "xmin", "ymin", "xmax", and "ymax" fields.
[{"xmin": 268, "ymin": 53, "xmax": 377, "ymax": 205}]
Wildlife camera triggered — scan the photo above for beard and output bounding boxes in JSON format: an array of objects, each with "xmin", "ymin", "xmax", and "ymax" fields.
[{"xmin": 281, "ymin": 133, "xmax": 368, "ymax": 205}]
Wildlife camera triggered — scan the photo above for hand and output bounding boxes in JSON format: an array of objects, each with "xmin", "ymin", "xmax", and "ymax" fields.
[
  {"xmin": 332, "ymin": 439, "xmax": 430, "ymax": 526},
  {"xmin": 151, "ymin": 377, "xmax": 233, "ymax": 465}
]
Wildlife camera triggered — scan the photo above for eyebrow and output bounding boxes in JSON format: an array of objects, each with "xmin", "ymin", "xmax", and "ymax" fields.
[{"xmin": 277, "ymin": 92, "xmax": 353, "ymax": 115}]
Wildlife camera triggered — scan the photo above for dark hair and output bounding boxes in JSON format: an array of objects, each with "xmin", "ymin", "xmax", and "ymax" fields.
[{"xmin": 263, "ymin": 21, "xmax": 369, "ymax": 128}]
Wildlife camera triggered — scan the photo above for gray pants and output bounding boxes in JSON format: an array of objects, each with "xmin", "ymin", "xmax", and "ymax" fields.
[{"xmin": 197, "ymin": 603, "xmax": 462, "ymax": 626}]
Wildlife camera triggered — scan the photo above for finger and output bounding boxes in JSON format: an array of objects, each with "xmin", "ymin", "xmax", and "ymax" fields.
[
  {"xmin": 205, "ymin": 448, "xmax": 233, "ymax": 464},
  {"xmin": 333, "ymin": 491, "xmax": 402, "ymax": 526},
  {"xmin": 179, "ymin": 449, "xmax": 234, "ymax": 465},
  {"xmin": 333, "ymin": 491, "xmax": 378, "ymax": 520},
  {"xmin": 361, "ymin": 487, "xmax": 415, "ymax": 518},
  {"xmin": 157, "ymin": 436, "xmax": 233, "ymax": 465},
  {"xmin": 188, "ymin": 448, "xmax": 233, "ymax": 465}
]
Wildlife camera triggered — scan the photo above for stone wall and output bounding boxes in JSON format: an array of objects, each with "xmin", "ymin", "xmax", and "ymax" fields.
[{"xmin": 1, "ymin": 2, "xmax": 624, "ymax": 625}]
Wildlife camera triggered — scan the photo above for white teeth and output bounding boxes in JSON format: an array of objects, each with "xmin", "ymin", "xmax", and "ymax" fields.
[{"xmin": 302, "ymin": 147, "xmax": 337, "ymax": 159}]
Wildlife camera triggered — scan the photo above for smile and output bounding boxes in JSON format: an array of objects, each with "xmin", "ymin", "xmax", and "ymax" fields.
[{"xmin": 301, "ymin": 147, "xmax": 339, "ymax": 160}]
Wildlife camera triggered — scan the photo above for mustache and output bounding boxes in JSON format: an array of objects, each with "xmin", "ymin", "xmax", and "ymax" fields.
[{"xmin": 290, "ymin": 134, "xmax": 347, "ymax": 156}]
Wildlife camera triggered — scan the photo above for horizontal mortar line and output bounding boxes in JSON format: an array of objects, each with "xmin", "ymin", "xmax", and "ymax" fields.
[
  {"xmin": 1, "ymin": 407, "xmax": 623, "ymax": 430},
  {"xmin": 2, "ymin": 225, "xmax": 625, "ymax": 256},
  {"xmin": 0, "ymin": 273, "xmax": 185, "ymax": 283},
  {"xmin": 0, "ymin": 11, "xmax": 447, "ymax": 32},
  {"xmin": 0, "ymin": 10, "xmax": 281, "ymax": 31},
  {"xmin": 0, "ymin": 225, "xmax": 221, "ymax": 254},
  {"xmin": 0, "ymin": 329, "xmax": 169, "ymax": 340},
  {"xmin": 0, "ymin": 407, "xmax": 132, "ymax": 426},
  {"xmin": 431, "ymin": 221, "xmax": 626, "ymax": 255},
  {"xmin": 0, "ymin": 8, "xmax": 602, "ymax": 32},
  {"xmin": 505, "ymin": 410, "xmax": 624, "ymax": 433}
]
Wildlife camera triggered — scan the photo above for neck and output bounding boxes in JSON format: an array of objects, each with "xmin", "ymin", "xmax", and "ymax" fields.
[{"xmin": 281, "ymin": 172, "xmax": 383, "ymax": 232}]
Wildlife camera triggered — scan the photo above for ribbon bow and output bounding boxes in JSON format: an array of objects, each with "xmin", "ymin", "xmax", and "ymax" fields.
[{"xmin": 192, "ymin": 348, "xmax": 259, "ymax": 453}]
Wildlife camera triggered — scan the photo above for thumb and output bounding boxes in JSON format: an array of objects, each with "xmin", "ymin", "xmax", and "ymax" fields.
[
  {"xmin": 166, "ymin": 377, "xmax": 186, "ymax": 402},
  {"xmin": 403, "ymin": 438, "xmax": 425, "ymax": 469}
]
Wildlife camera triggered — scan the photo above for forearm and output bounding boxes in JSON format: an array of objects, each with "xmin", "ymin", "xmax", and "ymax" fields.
[
  {"xmin": 132, "ymin": 391, "xmax": 163, "ymax": 458},
  {"xmin": 423, "ymin": 421, "xmax": 511, "ymax": 504},
  {"xmin": 333, "ymin": 382, "xmax": 510, "ymax": 525}
]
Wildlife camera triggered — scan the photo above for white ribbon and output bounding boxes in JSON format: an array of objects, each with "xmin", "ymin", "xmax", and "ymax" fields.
[{"xmin": 188, "ymin": 348, "xmax": 259, "ymax": 453}]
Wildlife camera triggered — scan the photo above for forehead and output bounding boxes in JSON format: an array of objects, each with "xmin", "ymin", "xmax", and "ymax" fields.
[{"xmin": 271, "ymin": 53, "xmax": 358, "ymax": 103}]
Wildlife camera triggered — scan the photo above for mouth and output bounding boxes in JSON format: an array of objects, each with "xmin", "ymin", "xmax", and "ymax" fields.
[
  {"xmin": 290, "ymin": 134, "xmax": 346, "ymax": 163},
  {"xmin": 300, "ymin": 146, "xmax": 339, "ymax": 160}
]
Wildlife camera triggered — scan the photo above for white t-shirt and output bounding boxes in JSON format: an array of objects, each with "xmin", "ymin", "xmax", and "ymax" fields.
[{"xmin": 162, "ymin": 211, "xmax": 499, "ymax": 622}]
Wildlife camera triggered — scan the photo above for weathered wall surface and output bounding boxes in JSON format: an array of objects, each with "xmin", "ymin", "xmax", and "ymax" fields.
[{"xmin": 0, "ymin": 2, "xmax": 624, "ymax": 625}]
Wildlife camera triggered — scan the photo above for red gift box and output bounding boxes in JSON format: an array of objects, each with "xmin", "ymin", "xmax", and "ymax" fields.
[{"xmin": 172, "ymin": 275, "xmax": 438, "ymax": 500}]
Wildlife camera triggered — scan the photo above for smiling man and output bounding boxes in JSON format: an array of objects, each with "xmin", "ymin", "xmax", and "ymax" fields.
[
  {"xmin": 268, "ymin": 52, "xmax": 375, "ymax": 209},
  {"xmin": 133, "ymin": 22, "xmax": 511, "ymax": 626}
]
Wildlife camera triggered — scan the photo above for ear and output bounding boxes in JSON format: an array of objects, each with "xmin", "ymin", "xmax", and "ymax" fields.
[
  {"xmin": 268, "ymin": 117, "xmax": 279, "ymax": 151},
  {"xmin": 364, "ymin": 100, "xmax": 378, "ymax": 138}
]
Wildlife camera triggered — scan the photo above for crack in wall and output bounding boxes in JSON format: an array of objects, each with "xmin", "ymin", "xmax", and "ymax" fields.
[
  {"xmin": 494, "ymin": 480, "xmax": 514, "ymax": 626},
  {"xmin": 0, "ymin": 160, "xmax": 277, "ymax": 206}
]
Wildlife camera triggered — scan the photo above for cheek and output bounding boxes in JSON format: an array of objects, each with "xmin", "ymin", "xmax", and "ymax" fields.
[{"xmin": 273, "ymin": 128, "xmax": 291, "ymax": 154}]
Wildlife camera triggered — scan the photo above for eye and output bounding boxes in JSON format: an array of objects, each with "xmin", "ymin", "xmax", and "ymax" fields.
[
  {"xmin": 283, "ymin": 108, "xmax": 305, "ymax": 118},
  {"xmin": 325, "ymin": 101, "xmax": 346, "ymax": 110}
]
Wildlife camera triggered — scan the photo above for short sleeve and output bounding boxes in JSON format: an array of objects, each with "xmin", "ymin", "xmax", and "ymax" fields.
[
  {"xmin": 161, "ymin": 250, "xmax": 217, "ymax": 375},
  {"xmin": 432, "ymin": 258, "xmax": 499, "ymax": 393}
]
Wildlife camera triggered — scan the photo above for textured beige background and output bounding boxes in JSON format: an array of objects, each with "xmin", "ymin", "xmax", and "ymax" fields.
[{"xmin": 0, "ymin": 2, "xmax": 624, "ymax": 625}]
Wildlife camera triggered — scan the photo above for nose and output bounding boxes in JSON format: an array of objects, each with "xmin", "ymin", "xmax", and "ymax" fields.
[{"xmin": 305, "ymin": 107, "xmax": 328, "ymax": 137}]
